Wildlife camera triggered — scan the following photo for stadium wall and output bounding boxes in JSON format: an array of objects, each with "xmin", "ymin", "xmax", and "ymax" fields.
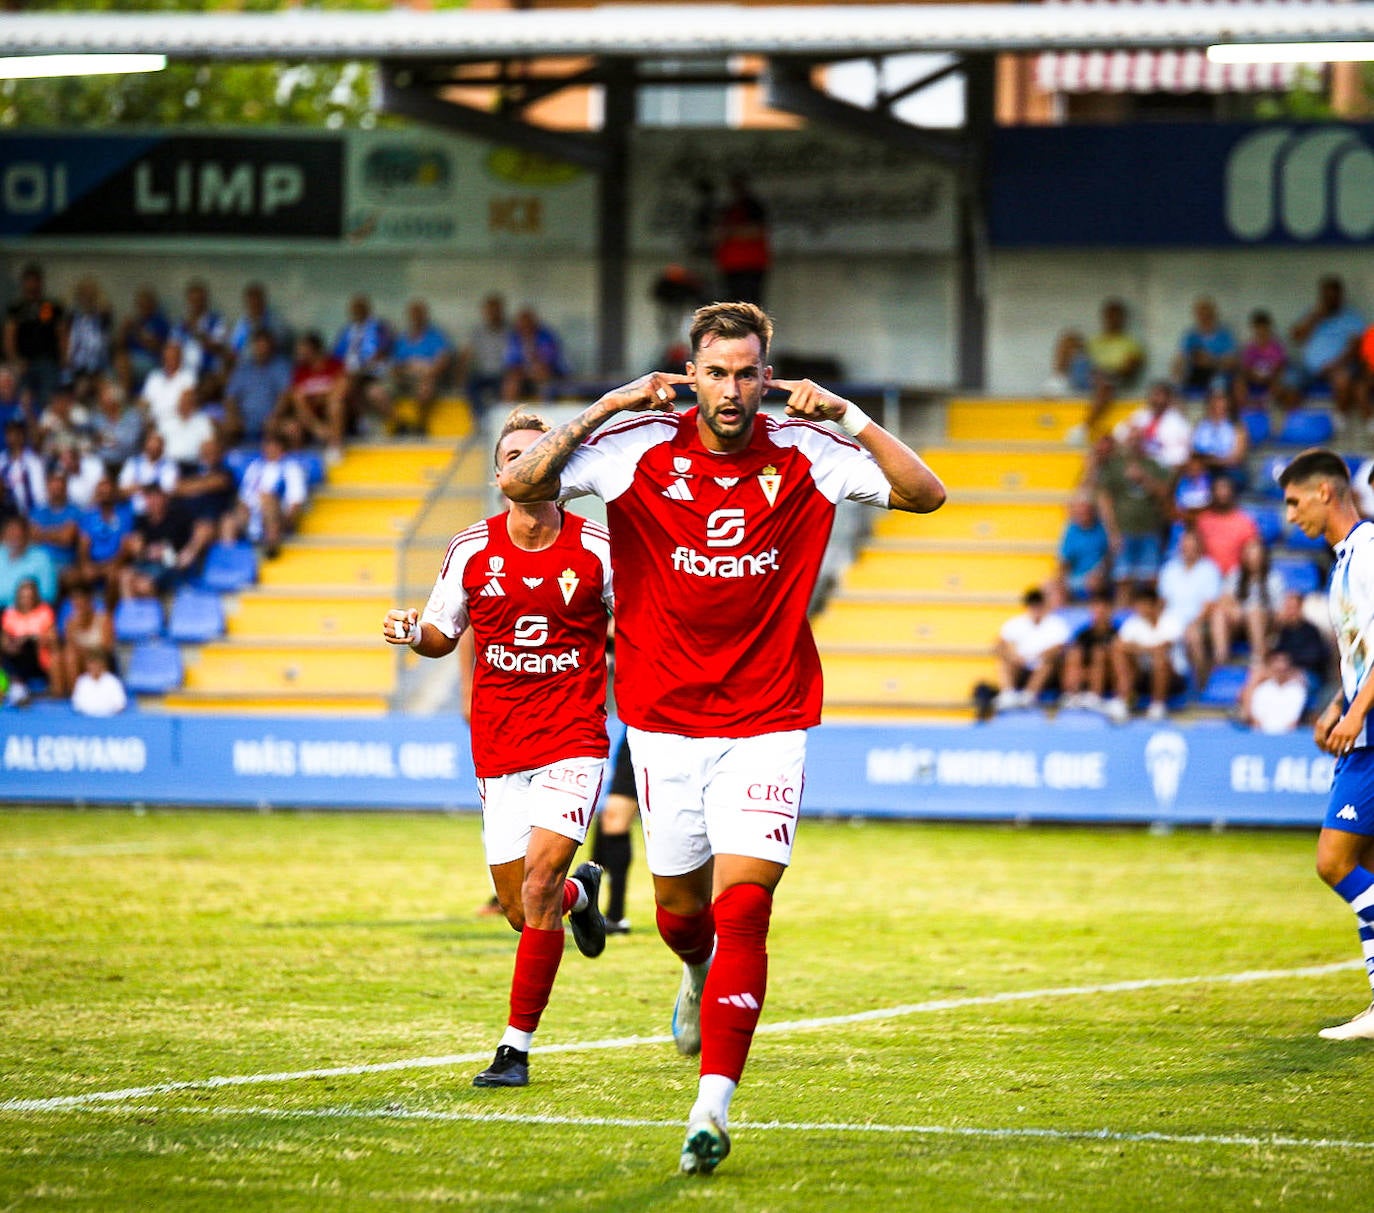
[{"xmin": 0, "ymin": 710, "xmax": 1330, "ymax": 828}]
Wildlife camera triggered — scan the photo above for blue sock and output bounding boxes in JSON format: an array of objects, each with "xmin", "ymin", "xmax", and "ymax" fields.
[{"xmin": 1332, "ymin": 866, "xmax": 1374, "ymax": 994}]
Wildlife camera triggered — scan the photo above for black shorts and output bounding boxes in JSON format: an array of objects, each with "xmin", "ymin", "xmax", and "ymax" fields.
[{"xmin": 608, "ymin": 733, "xmax": 637, "ymax": 800}]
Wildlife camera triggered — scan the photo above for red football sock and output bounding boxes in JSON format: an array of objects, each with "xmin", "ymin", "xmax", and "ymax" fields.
[
  {"xmin": 656, "ymin": 902, "xmax": 715, "ymax": 966},
  {"xmin": 561, "ymin": 878, "xmax": 578, "ymax": 915},
  {"xmin": 508, "ymin": 925, "xmax": 565, "ymax": 1033},
  {"xmin": 699, "ymin": 882, "xmax": 773, "ymax": 1083}
]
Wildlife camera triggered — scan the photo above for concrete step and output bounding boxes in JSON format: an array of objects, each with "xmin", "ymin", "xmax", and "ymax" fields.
[
  {"xmin": 814, "ymin": 601, "xmax": 1014, "ymax": 654},
  {"xmin": 838, "ymin": 549, "xmax": 1057, "ymax": 598},
  {"xmin": 822, "ymin": 651, "xmax": 996, "ymax": 709}
]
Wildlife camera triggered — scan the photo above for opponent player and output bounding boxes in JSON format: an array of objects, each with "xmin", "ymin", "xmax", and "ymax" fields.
[
  {"xmin": 500, "ymin": 301, "xmax": 945, "ymax": 1172},
  {"xmin": 382, "ymin": 410, "xmax": 614, "ymax": 1086},
  {"xmin": 1281, "ymin": 448, "xmax": 1374, "ymax": 1040}
]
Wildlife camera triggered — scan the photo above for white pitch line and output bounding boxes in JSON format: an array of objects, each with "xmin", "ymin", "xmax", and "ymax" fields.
[
  {"xmin": 75, "ymin": 1103, "xmax": 1374, "ymax": 1153},
  {"xmin": 1, "ymin": 958, "xmax": 1360, "ymax": 1115}
]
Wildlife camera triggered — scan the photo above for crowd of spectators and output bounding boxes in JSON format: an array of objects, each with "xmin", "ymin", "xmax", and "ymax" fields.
[{"xmin": 0, "ymin": 261, "xmax": 574, "ymax": 710}]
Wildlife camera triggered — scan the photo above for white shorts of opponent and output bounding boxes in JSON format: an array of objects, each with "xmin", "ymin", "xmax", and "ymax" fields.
[
  {"xmin": 626, "ymin": 727, "xmax": 806, "ymax": 877},
  {"xmin": 477, "ymin": 755, "xmax": 607, "ymax": 867}
]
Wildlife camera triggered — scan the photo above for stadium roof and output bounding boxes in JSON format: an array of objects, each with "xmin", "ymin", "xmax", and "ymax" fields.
[{"xmin": 2, "ymin": 2, "xmax": 1374, "ymax": 61}]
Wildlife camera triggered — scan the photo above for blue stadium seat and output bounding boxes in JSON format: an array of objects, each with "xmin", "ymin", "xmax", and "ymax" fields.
[
  {"xmin": 224, "ymin": 446, "xmax": 260, "ymax": 483},
  {"xmin": 1284, "ymin": 523, "xmax": 1328, "ymax": 551},
  {"xmin": 1239, "ymin": 410, "xmax": 1271, "ymax": 446},
  {"xmin": 291, "ymin": 451, "xmax": 326, "ymax": 488},
  {"xmin": 1055, "ymin": 606, "xmax": 1091, "ymax": 637},
  {"xmin": 200, "ymin": 542, "xmax": 258, "ymax": 592},
  {"xmin": 1273, "ymin": 557, "xmax": 1323, "ymax": 596},
  {"xmin": 1198, "ymin": 664, "xmax": 1249, "ymax": 708},
  {"xmin": 113, "ymin": 596, "xmax": 164, "ymax": 643},
  {"xmin": 1277, "ymin": 410, "xmax": 1335, "ymax": 447},
  {"xmin": 168, "ymin": 588, "xmax": 226, "ymax": 643},
  {"xmin": 1257, "ymin": 454, "xmax": 1289, "ymax": 499},
  {"xmin": 124, "ymin": 642, "xmax": 184, "ymax": 695},
  {"xmin": 1246, "ymin": 506, "xmax": 1283, "ymax": 546}
]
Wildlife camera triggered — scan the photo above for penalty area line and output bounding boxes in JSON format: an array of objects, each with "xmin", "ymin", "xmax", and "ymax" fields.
[
  {"xmin": 75, "ymin": 1102, "xmax": 1374, "ymax": 1153},
  {"xmin": 2, "ymin": 958, "xmax": 1360, "ymax": 1115}
]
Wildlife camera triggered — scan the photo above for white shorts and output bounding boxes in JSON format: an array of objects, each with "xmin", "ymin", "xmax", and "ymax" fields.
[
  {"xmin": 626, "ymin": 727, "xmax": 806, "ymax": 877},
  {"xmin": 477, "ymin": 755, "xmax": 607, "ymax": 867}
]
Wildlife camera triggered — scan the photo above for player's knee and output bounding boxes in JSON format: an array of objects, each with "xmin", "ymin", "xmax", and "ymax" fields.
[
  {"xmin": 1316, "ymin": 851, "xmax": 1352, "ymax": 889},
  {"xmin": 520, "ymin": 864, "xmax": 565, "ymax": 917},
  {"xmin": 713, "ymin": 882, "xmax": 773, "ymax": 948}
]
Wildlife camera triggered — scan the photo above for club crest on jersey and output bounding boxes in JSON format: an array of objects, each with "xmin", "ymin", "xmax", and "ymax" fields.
[
  {"xmin": 663, "ymin": 476, "xmax": 694, "ymax": 501},
  {"xmin": 673, "ymin": 456, "xmax": 693, "ymax": 476},
  {"xmin": 758, "ymin": 465, "xmax": 781, "ymax": 507},
  {"xmin": 523, "ymin": 577, "xmax": 543, "ymax": 589},
  {"xmin": 558, "ymin": 567, "xmax": 580, "ymax": 604}
]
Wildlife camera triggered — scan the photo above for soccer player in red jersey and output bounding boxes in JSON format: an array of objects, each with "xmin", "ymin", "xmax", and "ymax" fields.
[
  {"xmin": 500, "ymin": 302, "xmax": 946, "ymax": 1172},
  {"xmin": 382, "ymin": 410, "xmax": 614, "ymax": 1089}
]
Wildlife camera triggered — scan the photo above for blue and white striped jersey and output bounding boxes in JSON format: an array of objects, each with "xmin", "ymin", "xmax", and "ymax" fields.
[{"xmin": 1329, "ymin": 519, "xmax": 1374, "ymax": 747}]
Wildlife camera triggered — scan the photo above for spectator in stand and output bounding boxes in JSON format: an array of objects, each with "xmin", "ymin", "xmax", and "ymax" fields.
[
  {"xmin": 74, "ymin": 474, "xmax": 134, "ymax": 603},
  {"xmin": 1119, "ymin": 380, "xmax": 1191, "ymax": 470},
  {"xmin": 1172, "ymin": 296, "xmax": 1238, "ymax": 396},
  {"xmin": 458, "ymin": 294, "xmax": 511, "ymax": 421},
  {"xmin": 1209, "ymin": 536, "xmax": 1286, "ymax": 674},
  {"xmin": 0, "ymin": 365, "xmax": 32, "ymax": 439},
  {"xmin": 49, "ymin": 442, "xmax": 104, "ymax": 511},
  {"xmin": 1269, "ymin": 588, "xmax": 1331, "ymax": 692},
  {"xmin": 1085, "ymin": 298, "xmax": 1146, "ymax": 433},
  {"xmin": 162, "ymin": 386, "xmax": 218, "ymax": 470},
  {"xmin": 1190, "ymin": 385, "xmax": 1249, "ymax": 488},
  {"xmin": 1240, "ymin": 650, "xmax": 1309, "ymax": 734},
  {"xmin": 220, "ymin": 430, "xmax": 308, "ymax": 559},
  {"xmin": 229, "ymin": 282, "xmax": 289, "ymax": 362},
  {"xmin": 1284, "ymin": 274, "xmax": 1365, "ymax": 422},
  {"xmin": 1158, "ymin": 528, "xmax": 1223, "ymax": 686},
  {"xmin": 0, "ymin": 515, "xmax": 57, "ymax": 609},
  {"xmin": 1107, "ymin": 583, "xmax": 1188, "ymax": 723},
  {"xmin": 170, "ymin": 436, "xmax": 237, "ymax": 535},
  {"xmin": 389, "ymin": 300, "xmax": 454, "ymax": 435},
  {"xmin": 121, "ymin": 481, "xmax": 211, "ymax": 600},
  {"xmin": 35, "ymin": 382, "xmax": 93, "ymax": 457},
  {"xmin": 1352, "ymin": 456, "xmax": 1374, "ymax": 520},
  {"xmin": 287, "ymin": 332, "xmax": 348, "ymax": 463},
  {"xmin": 332, "ymin": 294, "xmax": 392, "ymax": 435},
  {"xmin": 1060, "ymin": 589, "xmax": 1120, "ymax": 711},
  {"xmin": 70, "ymin": 647, "xmax": 127, "ymax": 717},
  {"xmin": 1238, "ymin": 309, "xmax": 1287, "ymax": 409},
  {"xmin": 1094, "ymin": 429, "xmax": 1172, "ymax": 602},
  {"xmin": 90, "ymin": 378, "xmax": 142, "ymax": 474},
  {"xmin": 1195, "ymin": 475, "xmax": 1260, "ymax": 576},
  {"xmin": 713, "ymin": 173, "xmax": 771, "ymax": 306},
  {"xmin": 501, "ymin": 307, "xmax": 568, "ymax": 404},
  {"xmin": 29, "ymin": 467, "xmax": 83, "ymax": 592},
  {"xmin": 0, "ymin": 418, "xmax": 46, "ymax": 515},
  {"xmin": 118, "ymin": 287, "xmax": 170, "ymax": 388},
  {"xmin": 55, "ymin": 584, "xmax": 114, "ymax": 697},
  {"xmin": 3, "ymin": 263, "xmax": 65, "ymax": 413},
  {"xmin": 0, "ymin": 576, "xmax": 58, "ymax": 703},
  {"xmin": 223, "ymin": 328, "xmax": 292, "ymax": 446},
  {"xmin": 139, "ymin": 341, "xmax": 197, "ymax": 435},
  {"xmin": 64, "ymin": 277, "xmax": 114, "ymax": 392},
  {"xmin": 1055, "ymin": 492, "xmax": 1111, "ymax": 603},
  {"xmin": 1173, "ymin": 453, "xmax": 1214, "ymax": 522},
  {"xmin": 1043, "ymin": 329, "xmax": 1094, "ymax": 398},
  {"xmin": 993, "ymin": 587, "xmax": 1069, "ymax": 711},
  {"xmin": 171, "ymin": 279, "xmax": 230, "ymax": 392},
  {"xmin": 118, "ymin": 429, "xmax": 178, "ymax": 516}
]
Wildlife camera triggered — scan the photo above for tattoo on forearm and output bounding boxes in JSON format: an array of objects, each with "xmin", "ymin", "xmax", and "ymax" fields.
[{"xmin": 507, "ymin": 407, "xmax": 609, "ymax": 489}]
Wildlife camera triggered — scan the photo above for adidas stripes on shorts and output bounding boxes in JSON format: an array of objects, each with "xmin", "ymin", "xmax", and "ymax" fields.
[
  {"xmin": 626, "ymin": 727, "xmax": 806, "ymax": 877},
  {"xmin": 477, "ymin": 755, "xmax": 608, "ymax": 867}
]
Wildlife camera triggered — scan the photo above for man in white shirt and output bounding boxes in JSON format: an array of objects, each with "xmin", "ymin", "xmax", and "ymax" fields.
[
  {"xmin": 1243, "ymin": 651, "xmax": 1308, "ymax": 734},
  {"xmin": 71, "ymin": 647, "xmax": 128, "ymax": 717},
  {"xmin": 138, "ymin": 341, "xmax": 197, "ymax": 434},
  {"xmin": 994, "ymin": 587, "xmax": 1069, "ymax": 711},
  {"xmin": 1117, "ymin": 380, "xmax": 1192, "ymax": 470},
  {"xmin": 221, "ymin": 431, "xmax": 308, "ymax": 558},
  {"xmin": 1108, "ymin": 584, "xmax": 1187, "ymax": 722},
  {"xmin": 161, "ymin": 387, "xmax": 217, "ymax": 468},
  {"xmin": 1157, "ymin": 528, "xmax": 1223, "ymax": 686}
]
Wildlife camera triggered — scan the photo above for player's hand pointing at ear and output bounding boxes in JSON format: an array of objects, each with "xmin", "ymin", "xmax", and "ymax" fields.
[
  {"xmin": 602, "ymin": 371, "xmax": 694, "ymax": 415},
  {"xmin": 765, "ymin": 377, "xmax": 853, "ymax": 425}
]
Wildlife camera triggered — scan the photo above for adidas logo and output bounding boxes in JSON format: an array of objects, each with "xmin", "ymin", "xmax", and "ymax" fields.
[
  {"xmin": 663, "ymin": 477, "xmax": 693, "ymax": 501},
  {"xmin": 1339, "ymin": 804, "xmax": 1360, "ymax": 821},
  {"xmin": 479, "ymin": 579, "xmax": 506, "ymax": 597},
  {"xmin": 766, "ymin": 823, "xmax": 791, "ymax": 845},
  {"xmin": 717, "ymin": 992, "xmax": 760, "ymax": 1009},
  {"xmin": 563, "ymin": 806, "xmax": 587, "ymax": 827}
]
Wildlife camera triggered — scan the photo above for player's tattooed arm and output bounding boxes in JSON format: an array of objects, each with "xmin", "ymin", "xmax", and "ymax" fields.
[{"xmin": 501, "ymin": 371, "xmax": 691, "ymax": 501}]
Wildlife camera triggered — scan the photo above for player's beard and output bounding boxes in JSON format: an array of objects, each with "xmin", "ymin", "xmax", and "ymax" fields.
[{"xmin": 699, "ymin": 394, "xmax": 759, "ymax": 448}]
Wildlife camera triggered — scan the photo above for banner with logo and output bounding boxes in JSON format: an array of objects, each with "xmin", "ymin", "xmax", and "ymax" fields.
[
  {"xmin": 0, "ymin": 710, "xmax": 1331, "ymax": 826},
  {"xmin": 989, "ymin": 122, "xmax": 1374, "ymax": 247}
]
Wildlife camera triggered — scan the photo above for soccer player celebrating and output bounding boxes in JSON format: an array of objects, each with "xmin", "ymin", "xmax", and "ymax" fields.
[
  {"xmin": 1281, "ymin": 448, "xmax": 1374, "ymax": 1040},
  {"xmin": 382, "ymin": 411, "xmax": 613, "ymax": 1087},
  {"xmin": 500, "ymin": 302, "xmax": 945, "ymax": 1172}
]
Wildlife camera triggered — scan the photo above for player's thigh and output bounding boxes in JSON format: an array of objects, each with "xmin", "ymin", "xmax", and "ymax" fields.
[
  {"xmin": 703, "ymin": 730, "xmax": 807, "ymax": 870},
  {"xmin": 627, "ymin": 726, "xmax": 712, "ymax": 878},
  {"xmin": 479, "ymin": 755, "xmax": 605, "ymax": 866},
  {"xmin": 1319, "ymin": 749, "xmax": 1374, "ymax": 881}
]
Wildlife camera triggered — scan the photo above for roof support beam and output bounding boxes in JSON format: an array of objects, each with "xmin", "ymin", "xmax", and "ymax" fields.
[{"xmin": 877, "ymin": 56, "xmax": 965, "ymax": 112}]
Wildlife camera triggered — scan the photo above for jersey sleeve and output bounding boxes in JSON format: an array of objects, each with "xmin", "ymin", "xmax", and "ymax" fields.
[
  {"xmin": 773, "ymin": 419, "xmax": 893, "ymax": 507},
  {"xmin": 578, "ymin": 518, "xmax": 615, "ymax": 612},
  {"xmin": 419, "ymin": 528, "xmax": 485, "ymax": 640},
  {"xmin": 559, "ymin": 414, "xmax": 677, "ymax": 503}
]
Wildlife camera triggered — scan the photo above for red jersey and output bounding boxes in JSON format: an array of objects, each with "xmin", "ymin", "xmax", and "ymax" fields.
[
  {"xmin": 292, "ymin": 356, "xmax": 343, "ymax": 399},
  {"xmin": 421, "ymin": 511, "xmax": 613, "ymax": 778},
  {"xmin": 561, "ymin": 408, "xmax": 891, "ymax": 738}
]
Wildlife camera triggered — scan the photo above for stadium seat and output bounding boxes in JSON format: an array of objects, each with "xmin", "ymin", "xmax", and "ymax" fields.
[
  {"xmin": 292, "ymin": 450, "xmax": 327, "ymax": 488},
  {"xmin": 1284, "ymin": 523, "xmax": 1328, "ymax": 551},
  {"xmin": 224, "ymin": 446, "xmax": 260, "ymax": 482},
  {"xmin": 1198, "ymin": 664, "xmax": 1249, "ymax": 708},
  {"xmin": 1257, "ymin": 455, "xmax": 1289, "ymax": 499},
  {"xmin": 1273, "ymin": 557, "xmax": 1323, "ymax": 596},
  {"xmin": 1239, "ymin": 410, "xmax": 1271, "ymax": 446},
  {"xmin": 167, "ymin": 588, "xmax": 226, "ymax": 643},
  {"xmin": 1246, "ymin": 506, "xmax": 1283, "ymax": 546},
  {"xmin": 1277, "ymin": 410, "xmax": 1335, "ymax": 447},
  {"xmin": 124, "ymin": 641, "xmax": 184, "ymax": 695},
  {"xmin": 200, "ymin": 542, "xmax": 258, "ymax": 592},
  {"xmin": 113, "ymin": 597, "xmax": 164, "ymax": 643},
  {"xmin": 1055, "ymin": 606, "xmax": 1091, "ymax": 637}
]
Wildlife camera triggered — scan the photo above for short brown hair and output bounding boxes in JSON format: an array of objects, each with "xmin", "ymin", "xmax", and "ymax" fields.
[
  {"xmin": 1278, "ymin": 447, "xmax": 1350, "ymax": 493},
  {"xmin": 494, "ymin": 408, "xmax": 549, "ymax": 466},
  {"xmin": 689, "ymin": 301, "xmax": 774, "ymax": 361}
]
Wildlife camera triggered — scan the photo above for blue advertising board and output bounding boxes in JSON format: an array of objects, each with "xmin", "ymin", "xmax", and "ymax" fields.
[
  {"xmin": 0, "ymin": 710, "xmax": 1332, "ymax": 828},
  {"xmin": 989, "ymin": 123, "xmax": 1374, "ymax": 247}
]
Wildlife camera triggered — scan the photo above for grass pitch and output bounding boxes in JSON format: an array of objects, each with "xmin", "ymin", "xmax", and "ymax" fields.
[{"xmin": 2, "ymin": 807, "xmax": 1371, "ymax": 1210}]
